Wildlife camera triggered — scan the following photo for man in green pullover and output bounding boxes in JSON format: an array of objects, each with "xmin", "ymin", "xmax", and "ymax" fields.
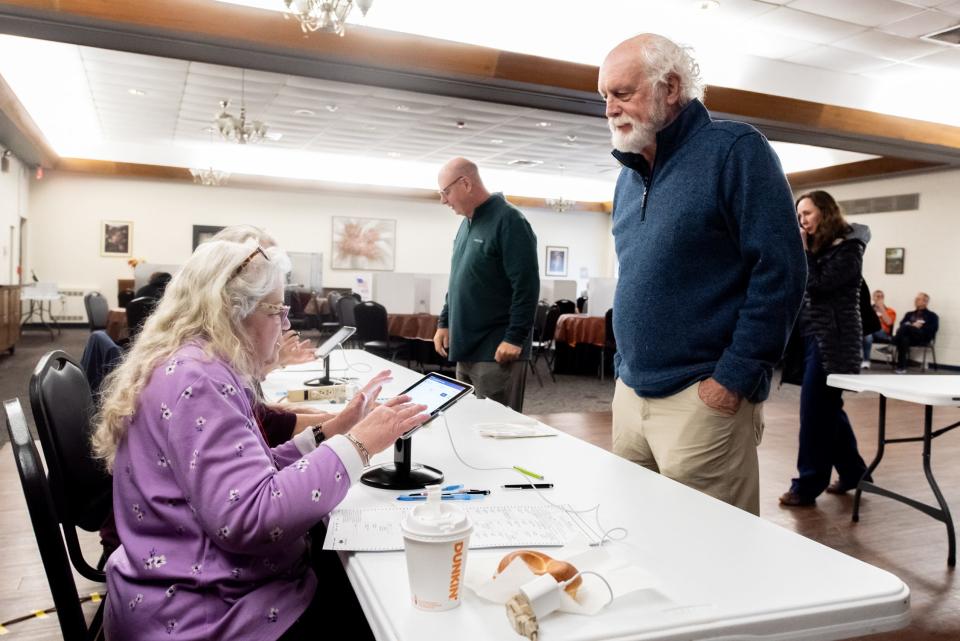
[{"xmin": 433, "ymin": 158, "xmax": 540, "ymax": 411}]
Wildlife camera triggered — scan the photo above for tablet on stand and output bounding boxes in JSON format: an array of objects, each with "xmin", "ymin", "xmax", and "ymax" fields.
[
  {"xmin": 361, "ymin": 373, "xmax": 473, "ymax": 490},
  {"xmin": 304, "ymin": 326, "xmax": 356, "ymax": 387}
]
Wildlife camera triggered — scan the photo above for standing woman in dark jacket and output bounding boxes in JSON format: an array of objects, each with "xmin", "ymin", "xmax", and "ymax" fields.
[{"xmin": 780, "ymin": 191, "xmax": 871, "ymax": 507}]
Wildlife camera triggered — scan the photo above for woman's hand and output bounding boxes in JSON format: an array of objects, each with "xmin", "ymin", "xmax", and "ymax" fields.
[
  {"xmin": 349, "ymin": 403, "xmax": 430, "ymax": 455},
  {"xmin": 278, "ymin": 330, "xmax": 315, "ymax": 367},
  {"xmin": 323, "ymin": 370, "xmax": 402, "ymax": 436}
]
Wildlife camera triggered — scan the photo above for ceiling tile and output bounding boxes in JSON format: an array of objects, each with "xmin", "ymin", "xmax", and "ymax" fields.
[
  {"xmin": 788, "ymin": 0, "xmax": 922, "ymax": 28},
  {"xmin": 729, "ymin": 30, "xmax": 821, "ymax": 58},
  {"xmin": 785, "ymin": 45, "xmax": 897, "ymax": 74},
  {"xmin": 833, "ymin": 29, "xmax": 948, "ymax": 61},
  {"xmin": 747, "ymin": 7, "xmax": 868, "ymax": 44},
  {"xmin": 938, "ymin": 1, "xmax": 960, "ymax": 16},
  {"xmin": 911, "ymin": 46, "xmax": 960, "ymax": 69},
  {"xmin": 879, "ymin": 9, "xmax": 960, "ymax": 37}
]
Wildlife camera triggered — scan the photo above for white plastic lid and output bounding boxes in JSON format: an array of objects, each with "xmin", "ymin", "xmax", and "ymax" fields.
[{"xmin": 401, "ymin": 489, "xmax": 472, "ymax": 541}]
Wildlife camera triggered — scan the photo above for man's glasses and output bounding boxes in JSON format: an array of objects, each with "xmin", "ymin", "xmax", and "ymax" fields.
[
  {"xmin": 230, "ymin": 246, "xmax": 269, "ymax": 281},
  {"xmin": 438, "ymin": 175, "xmax": 465, "ymax": 198}
]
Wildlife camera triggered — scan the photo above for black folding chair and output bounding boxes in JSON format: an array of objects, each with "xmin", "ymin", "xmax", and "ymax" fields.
[
  {"xmin": 125, "ymin": 296, "xmax": 157, "ymax": 340},
  {"xmin": 29, "ymin": 351, "xmax": 115, "ymax": 569},
  {"xmin": 555, "ymin": 299, "xmax": 577, "ymax": 315},
  {"xmin": 354, "ymin": 301, "xmax": 408, "ymax": 363},
  {"xmin": 600, "ymin": 308, "xmax": 616, "ymax": 381},
  {"xmin": 4, "ymin": 397, "xmax": 106, "ymax": 641},
  {"xmin": 533, "ymin": 305, "xmax": 561, "ymax": 382},
  {"xmin": 83, "ymin": 292, "xmax": 109, "ymax": 331}
]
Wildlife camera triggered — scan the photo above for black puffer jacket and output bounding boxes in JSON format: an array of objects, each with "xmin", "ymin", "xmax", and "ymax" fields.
[{"xmin": 798, "ymin": 223, "xmax": 870, "ymax": 375}]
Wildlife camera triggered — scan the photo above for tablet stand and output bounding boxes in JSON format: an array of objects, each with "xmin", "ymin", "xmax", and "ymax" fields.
[
  {"xmin": 304, "ymin": 354, "xmax": 344, "ymax": 387},
  {"xmin": 361, "ymin": 436, "xmax": 442, "ymax": 490}
]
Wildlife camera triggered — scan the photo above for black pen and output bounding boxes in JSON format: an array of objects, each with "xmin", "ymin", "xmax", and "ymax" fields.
[
  {"xmin": 405, "ymin": 489, "xmax": 491, "ymax": 497},
  {"xmin": 502, "ymin": 483, "xmax": 554, "ymax": 490}
]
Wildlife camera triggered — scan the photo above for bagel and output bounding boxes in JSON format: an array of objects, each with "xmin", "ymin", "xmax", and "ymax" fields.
[{"xmin": 497, "ymin": 550, "xmax": 582, "ymax": 597}]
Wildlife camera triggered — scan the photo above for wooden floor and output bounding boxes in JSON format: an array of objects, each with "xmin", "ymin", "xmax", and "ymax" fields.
[{"xmin": 2, "ymin": 386, "xmax": 960, "ymax": 639}]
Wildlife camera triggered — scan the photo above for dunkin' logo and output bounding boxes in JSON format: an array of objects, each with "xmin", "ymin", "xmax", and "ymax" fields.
[{"xmin": 448, "ymin": 541, "xmax": 464, "ymax": 600}]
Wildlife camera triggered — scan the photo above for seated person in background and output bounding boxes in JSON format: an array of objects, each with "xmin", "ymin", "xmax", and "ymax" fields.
[
  {"xmin": 862, "ymin": 289, "xmax": 896, "ymax": 369},
  {"xmin": 893, "ymin": 291, "xmax": 939, "ymax": 373},
  {"xmin": 135, "ymin": 271, "xmax": 173, "ymax": 299},
  {"xmin": 92, "ymin": 239, "xmax": 429, "ymax": 640}
]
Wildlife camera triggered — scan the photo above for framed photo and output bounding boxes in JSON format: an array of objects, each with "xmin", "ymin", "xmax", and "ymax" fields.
[
  {"xmin": 885, "ymin": 247, "xmax": 905, "ymax": 275},
  {"xmin": 101, "ymin": 220, "xmax": 132, "ymax": 257},
  {"xmin": 192, "ymin": 225, "xmax": 225, "ymax": 251},
  {"xmin": 332, "ymin": 217, "xmax": 396, "ymax": 270},
  {"xmin": 545, "ymin": 245, "xmax": 568, "ymax": 277}
]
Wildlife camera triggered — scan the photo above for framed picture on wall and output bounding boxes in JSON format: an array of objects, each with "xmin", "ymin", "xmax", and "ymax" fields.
[
  {"xmin": 885, "ymin": 247, "xmax": 905, "ymax": 274},
  {"xmin": 545, "ymin": 245, "xmax": 568, "ymax": 277},
  {"xmin": 192, "ymin": 225, "xmax": 225, "ymax": 251},
  {"xmin": 331, "ymin": 217, "xmax": 396, "ymax": 270},
  {"xmin": 101, "ymin": 220, "xmax": 132, "ymax": 257}
]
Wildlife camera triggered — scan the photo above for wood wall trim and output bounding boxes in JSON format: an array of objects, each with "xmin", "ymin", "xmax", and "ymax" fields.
[
  {"xmin": 0, "ymin": 71, "xmax": 57, "ymax": 166},
  {"xmin": 3, "ymin": 0, "xmax": 960, "ymax": 156},
  {"xmin": 787, "ymin": 157, "xmax": 944, "ymax": 190},
  {"xmin": 54, "ymin": 157, "xmax": 613, "ymax": 211}
]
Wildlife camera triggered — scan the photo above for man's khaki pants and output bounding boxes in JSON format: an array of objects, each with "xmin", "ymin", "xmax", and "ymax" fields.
[{"xmin": 612, "ymin": 379, "xmax": 765, "ymax": 515}]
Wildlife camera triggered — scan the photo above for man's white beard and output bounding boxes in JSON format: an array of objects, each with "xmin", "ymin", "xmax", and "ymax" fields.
[{"xmin": 608, "ymin": 97, "xmax": 669, "ymax": 154}]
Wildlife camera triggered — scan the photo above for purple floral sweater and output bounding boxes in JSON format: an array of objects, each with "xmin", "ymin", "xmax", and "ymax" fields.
[{"xmin": 105, "ymin": 343, "xmax": 362, "ymax": 640}]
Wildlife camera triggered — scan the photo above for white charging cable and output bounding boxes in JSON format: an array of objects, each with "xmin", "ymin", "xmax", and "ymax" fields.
[{"xmin": 438, "ymin": 412, "xmax": 628, "ymax": 546}]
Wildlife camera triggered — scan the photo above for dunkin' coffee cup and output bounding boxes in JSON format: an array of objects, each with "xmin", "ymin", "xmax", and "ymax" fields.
[{"xmin": 400, "ymin": 491, "xmax": 473, "ymax": 611}]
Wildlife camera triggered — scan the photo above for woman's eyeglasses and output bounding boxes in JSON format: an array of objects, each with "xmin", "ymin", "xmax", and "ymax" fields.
[
  {"xmin": 256, "ymin": 302, "xmax": 290, "ymax": 323},
  {"xmin": 230, "ymin": 246, "xmax": 269, "ymax": 281}
]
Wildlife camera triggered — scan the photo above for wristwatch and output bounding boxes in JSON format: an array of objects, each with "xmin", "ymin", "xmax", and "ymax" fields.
[{"xmin": 311, "ymin": 424, "xmax": 326, "ymax": 447}]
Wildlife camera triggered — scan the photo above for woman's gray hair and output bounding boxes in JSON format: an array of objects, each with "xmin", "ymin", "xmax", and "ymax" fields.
[{"xmin": 638, "ymin": 35, "xmax": 705, "ymax": 105}]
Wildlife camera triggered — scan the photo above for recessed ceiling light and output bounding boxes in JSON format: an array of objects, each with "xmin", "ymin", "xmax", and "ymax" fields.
[
  {"xmin": 201, "ymin": 126, "xmax": 217, "ymax": 133},
  {"xmin": 294, "ymin": 108, "xmax": 316, "ymax": 116},
  {"xmin": 387, "ymin": 151, "xmax": 402, "ymax": 157},
  {"xmin": 696, "ymin": 0, "xmax": 720, "ymax": 10},
  {"xmin": 490, "ymin": 139, "xmax": 504, "ymax": 145},
  {"xmin": 395, "ymin": 104, "xmax": 410, "ymax": 112},
  {"xmin": 265, "ymin": 131, "xmax": 283, "ymax": 141},
  {"xmin": 566, "ymin": 135, "xmax": 578, "ymax": 142},
  {"xmin": 535, "ymin": 121, "xmax": 551, "ymax": 128},
  {"xmin": 128, "ymin": 88, "xmax": 146, "ymax": 96},
  {"xmin": 455, "ymin": 120, "xmax": 466, "ymax": 129},
  {"xmin": 507, "ymin": 159, "xmax": 543, "ymax": 167},
  {"xmin": 325, "ymin": 104, "xmax": 339, "ymax": 113}
]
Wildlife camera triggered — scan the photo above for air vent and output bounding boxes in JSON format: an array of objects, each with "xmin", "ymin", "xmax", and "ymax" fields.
[
  {"xmin": 838, "ymin": 193, "xmax": 920, "ymax": 216},
  {"xmin": 922, "ymin": 24, "xmax": 960, "ymax": 46},
  {"xmin": 507, "ymin": 159, "xmax": 543, "ymax": 168}
]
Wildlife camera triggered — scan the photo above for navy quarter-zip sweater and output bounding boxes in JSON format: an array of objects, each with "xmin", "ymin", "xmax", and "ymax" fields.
[{"xmin": 611, "ymin": 99, "xmax": 806, "ymax": 402}]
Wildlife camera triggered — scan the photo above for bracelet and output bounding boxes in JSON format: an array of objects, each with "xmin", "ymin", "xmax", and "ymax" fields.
[
  {"xmin": 311, "ymin": 423, "xmax": 326, "ymax": 447},
  {"xmin": 345, "ymin": 433, "xmax": 371, "ymax": 467}
]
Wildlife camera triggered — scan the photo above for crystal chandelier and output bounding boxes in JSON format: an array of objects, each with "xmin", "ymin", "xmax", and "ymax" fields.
[
  {"xmin": 283, "ymin": 0, "xmax": 374, "ymax": 36},
  {"xmin": 545, "ymin": 197, "xmax": 576, "ymax": 213},
  {"xmin": 189, "ymin": 167, "xmax": 230, "ymax": 187},
  {"xmin": 215, "ymin": 70, "xmax": 268, "ymax": 144},
  {"xmin": 546, "ymin": 164, "xmax": 575, "ymax": 212}
]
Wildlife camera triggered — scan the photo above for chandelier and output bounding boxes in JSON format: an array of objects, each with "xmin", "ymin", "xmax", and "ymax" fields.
[
  {"xmin": 215, "ymin": 70, "xmax": 268, "ymax": 144},
  {"xmin": 545, "ymin": 197, "xmax": 576, "ymax": 213},
  {"xmin": 546, "ymin": 164, "xmax": 575, "ymax": 212},
  {"xmin": 189, "ymin": 167, "xmax": 230, "ymax": 187},
  {"xmin": 283, "ymin": 0, "xmax": 374, "ymax": 36}
]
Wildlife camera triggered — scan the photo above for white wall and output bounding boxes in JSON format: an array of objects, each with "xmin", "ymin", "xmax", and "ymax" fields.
[
  {"xmin": 803, "ymin": 169, "xmax": 960, "ymax": 367},
  {"xmin": 0, "ymin": 152, "xmax": 28, "ymax": 285},
  {"xmin": 26, "ymin": 172, "xmax": 614, "ymax": 308}
]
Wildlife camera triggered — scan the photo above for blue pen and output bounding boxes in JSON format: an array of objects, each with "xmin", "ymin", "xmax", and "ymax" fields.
[
  {"xmin": 404, "ymin": 485, "xmax": 467, "ymax": 498},
  {"xmin": 396, "ymin": 493, "xmax": 484, "ymax": 502}
]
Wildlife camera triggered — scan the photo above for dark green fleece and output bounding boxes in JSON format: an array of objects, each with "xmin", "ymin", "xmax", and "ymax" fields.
[{"xmin": 438, "ymin": 193, "xmax": 539, "ymax": 362}]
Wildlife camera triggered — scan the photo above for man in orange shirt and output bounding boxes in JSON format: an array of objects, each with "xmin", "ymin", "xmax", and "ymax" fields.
[{"xmin": 862, "ymin": 289, "xmax": 896, "ymax": 368}]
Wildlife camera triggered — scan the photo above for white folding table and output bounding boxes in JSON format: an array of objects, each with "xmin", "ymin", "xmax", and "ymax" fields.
[
  {"xmin": 828, "ymin": 374, "xmax": 960, "ymax": 566},
  {"xmin": 265, "ymin": 352, "xmax": 910, "ymax": 640}
]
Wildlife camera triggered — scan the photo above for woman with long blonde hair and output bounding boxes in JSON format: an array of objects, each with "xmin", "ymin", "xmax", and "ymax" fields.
[{"xmin": 93, "ymin": 239, "xmax": 427, "ymax": 640}]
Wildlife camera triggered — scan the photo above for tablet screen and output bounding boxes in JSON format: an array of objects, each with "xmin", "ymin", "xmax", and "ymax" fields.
[
  {"xmin": 397, "ymin": 373, "xmax": 473, "ymax": 439},
  {"xmin": 315, "ymin": 326, "xmax": 356, "ymax": 359}
]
